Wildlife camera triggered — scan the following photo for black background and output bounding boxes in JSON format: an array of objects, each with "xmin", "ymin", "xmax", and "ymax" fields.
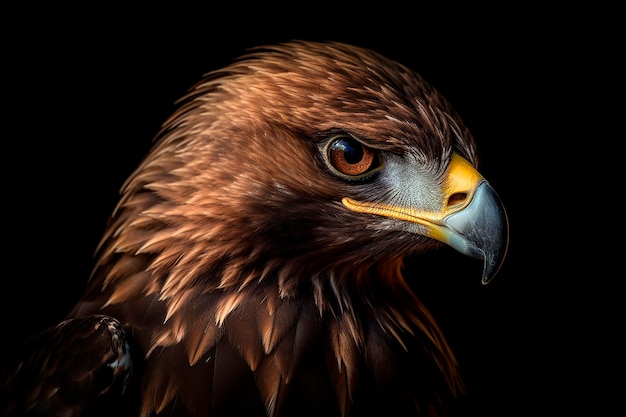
[{"xmin": 2, "ymin": 4, "xmax": 618, "ymax": 417}]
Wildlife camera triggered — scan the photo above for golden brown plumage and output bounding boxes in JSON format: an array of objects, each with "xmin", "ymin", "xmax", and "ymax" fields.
[{"xmin": 1, "ymin": 40, "xmax": 508, "ymax": 417}]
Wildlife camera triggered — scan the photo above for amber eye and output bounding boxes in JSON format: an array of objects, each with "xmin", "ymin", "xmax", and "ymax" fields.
[{"xmin": 325, "ymin": 135, "xmax": 379, "ymax": 179}]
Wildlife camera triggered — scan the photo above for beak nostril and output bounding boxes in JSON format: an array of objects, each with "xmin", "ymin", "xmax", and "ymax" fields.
[{"xmin": 448, "ymin": 192, "xmax": 467, "ymax": 207}]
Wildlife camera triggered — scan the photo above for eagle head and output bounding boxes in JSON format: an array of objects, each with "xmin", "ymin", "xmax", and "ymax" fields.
[{"xmin": 71, "ymin": 40, "xmax": 509, "ymax": 416}]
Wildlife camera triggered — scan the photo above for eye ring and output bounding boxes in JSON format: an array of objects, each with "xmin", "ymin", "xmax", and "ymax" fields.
[{"xmin": 324, "ymin": 134, "xmax": 381, "ymax": 180}]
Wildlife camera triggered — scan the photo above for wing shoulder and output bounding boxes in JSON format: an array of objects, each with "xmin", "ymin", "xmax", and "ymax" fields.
[{"xmin": 0, "ymin": 315, "xmax": 136, "ymax": 417}]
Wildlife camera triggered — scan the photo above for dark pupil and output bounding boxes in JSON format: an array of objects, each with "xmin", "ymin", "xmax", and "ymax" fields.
[{"xmin": 337, "ymin": 139, "xmax": 363, "ymax": 164}]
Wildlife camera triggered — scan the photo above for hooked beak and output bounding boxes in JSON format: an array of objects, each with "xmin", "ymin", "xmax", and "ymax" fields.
[
  {"xmin": 440, "ymin": 178, "xmax": 508, "ymax": 284},
  {"xmin": 343, "ymin": 153, "xmax": 509, "ymax": 284}
]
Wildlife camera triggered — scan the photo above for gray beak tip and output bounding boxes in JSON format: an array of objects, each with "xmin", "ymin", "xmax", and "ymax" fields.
[{"xmin": 444, "ymin": 180, "xmax": 509, "ymax": 285}]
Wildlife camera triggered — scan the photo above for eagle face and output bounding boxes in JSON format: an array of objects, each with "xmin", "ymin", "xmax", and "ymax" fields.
[
  {"xmin": 99, "ymin": 41, "xmax": 507, "ymax": 293},
  {"xmin": 2, "ymin": 40, "xmax": 509, "ymax": 417}
]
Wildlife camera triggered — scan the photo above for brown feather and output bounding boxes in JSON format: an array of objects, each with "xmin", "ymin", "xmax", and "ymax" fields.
[{"xmin": 65, "ymin": 40, "xmax": 483, "ymax": 416}]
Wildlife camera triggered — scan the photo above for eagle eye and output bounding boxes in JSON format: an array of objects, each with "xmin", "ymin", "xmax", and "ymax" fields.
[{"xmin": 325, "ymin": 135, "xmax": 380, "ymax": 180}]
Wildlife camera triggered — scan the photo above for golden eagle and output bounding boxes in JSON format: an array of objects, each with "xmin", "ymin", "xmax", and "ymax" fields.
[{"xmin": 0, "ymin": 40, "xmax": 509, "ymax": 417}]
